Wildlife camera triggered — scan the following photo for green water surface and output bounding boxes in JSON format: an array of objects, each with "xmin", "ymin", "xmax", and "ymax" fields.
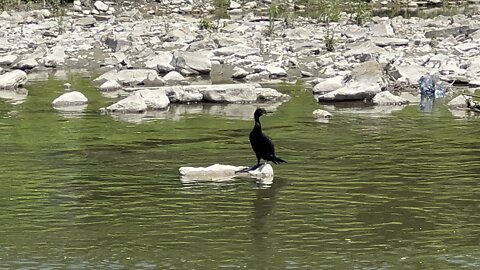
[{"xmin": 0, "ymin": 77, "xmax": 479, "ymax": 269}]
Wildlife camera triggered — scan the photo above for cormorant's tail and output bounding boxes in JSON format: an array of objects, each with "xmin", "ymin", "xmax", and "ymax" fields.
[{"xmin": 272, "ymin": 157, "xmax": 287, "ymax": 164}]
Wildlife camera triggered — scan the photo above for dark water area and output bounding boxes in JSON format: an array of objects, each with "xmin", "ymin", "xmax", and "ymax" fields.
[{"xmin": 0, "ymin": 77, "xmax": 479, "ymax": 269}]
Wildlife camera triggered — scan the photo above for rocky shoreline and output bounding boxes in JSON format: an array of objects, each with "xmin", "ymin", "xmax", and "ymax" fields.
[{"xmin": 0, "ymin": 0, "xmax": 479, "ymax": 118}]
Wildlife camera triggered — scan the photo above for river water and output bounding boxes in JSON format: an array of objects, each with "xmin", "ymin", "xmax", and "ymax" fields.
[{"xmin": 0, "ymin": 77, "xmax": 479, "ymax": 269}]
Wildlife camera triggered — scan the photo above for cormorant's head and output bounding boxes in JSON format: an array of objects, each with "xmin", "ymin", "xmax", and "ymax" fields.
[{"xmin": 254, "ymin": 108, "xmax": 267, "ymax": 119}]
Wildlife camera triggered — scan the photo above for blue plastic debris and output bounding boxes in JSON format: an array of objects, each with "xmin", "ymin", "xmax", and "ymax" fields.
[{"xmin": 418, "ymin": 74, "xmax": 448, "ymax": 98}]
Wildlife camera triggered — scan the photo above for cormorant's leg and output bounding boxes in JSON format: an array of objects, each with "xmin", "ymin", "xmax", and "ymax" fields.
[{"xmin": 236, "ymin": 163, "xmax": 262, "ymax": 173}]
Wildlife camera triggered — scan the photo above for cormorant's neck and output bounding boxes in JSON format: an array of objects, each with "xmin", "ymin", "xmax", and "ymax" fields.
[{"xmin": 254, "ymin": 116, "xmax": 261, "ymax": 129}]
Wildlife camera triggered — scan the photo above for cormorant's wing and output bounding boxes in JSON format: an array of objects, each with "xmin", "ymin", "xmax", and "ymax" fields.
[{"xmin": 262, "ymin": 133, "xmax": 276, "ymax": 155}]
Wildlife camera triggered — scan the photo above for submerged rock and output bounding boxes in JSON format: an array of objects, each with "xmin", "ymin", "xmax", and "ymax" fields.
[
  {"xmin": 312, "ymin": 109, "xmax": 333, "ymax": 119},
  {"xmin": 256, "ymin": 87, "xmax": 290, "ymax": 102},
  {"xmin": 0, "ymin": 88, "xmax": 28, "ymax": 104}
]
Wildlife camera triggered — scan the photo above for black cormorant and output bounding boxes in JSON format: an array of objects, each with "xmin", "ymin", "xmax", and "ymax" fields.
[{"xmin": 249, "ymin": 108, "xmax": 286, "ymax": 166}]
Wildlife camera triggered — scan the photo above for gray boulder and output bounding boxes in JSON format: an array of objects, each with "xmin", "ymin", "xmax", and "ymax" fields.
[
  {"xmin": 0, "ymin": 54, "xmax": 17, "ymax": 65},
  {"xmin": 76, "ymin": 16, "xmax": 96, "ymax": 27},
  {"xmin": 117, "ymin": 69, "xmax": 164, "ymax": 86},
  {"xmin": 390, "ymin": 64, "xmax": 429, "ymax": 86},
  {"xmin": 370, "ymin": 20, "xmax": 395, "ymax": 37},
  {"xmin": 163, "ymin": 71, "xmax": 186, "ymax": 82},
  {"xmin": 136, "ymin": 89, "xmax": 170, "ymax": 110},
  {"xmin": 266, "ymin": 65, "xmax": 287, "ymax": 77},
  {"xmin": 425, "ymin": 26, "xmax": 478, "ymax": 39},
  {"xmin": 466, "ymin": 55, "xmax": 480, "ymax": 79},
  {"xmin": 345, "ymin": 40, "xmax": 386, "ymax": 61},
  {"xmin": 145, "ymin": 52, "xmax": 174, "ymax": 73},
  {"xmin": 105, "ymin": 35, "xmax": 132, "ymax": 52},
  {"xmin": 14, "ymin": 58, "xmax": 38, "ymax": 70},
  {"xmin": 200, "ymin": 84, "xmax": 257, "ymax": 103},
  {"xmin": 312, "ymin": 76, "xmax": 344, "ymax": 94},
  {"xmin": 0, "ymin": 70, "xmax": 28, "ymax": 89},
  {"xmin": 256, "ymin": 87, "xmax": 290, "ymax": 102},
  {"xmin": 166, "ymin": 87, "xmax": 204, "ymax": 103},
  {"xmin": 172, "ymin": 52, "xmax": 211, "ymax": 75},
  {"xmin": 448, "ymin": 95, "xmax": 471, "ymax": 109},
  {"xmin": 94, "ymin": 1, "xmax": 109, "ymax": 12},
  {"xmin": 100, "ymin": 80, "xmax": 122, "ymax": 91},
  {"xmin": 371, "ymin": 37, "xmax": 409, "ymax": 47},
  {"xmin": 43, "ymin": 46, "xmax": 66, "ymax": 68},
  {"xmin": 351, "ymin": 60, "xmax": 387, "ymax": 87},
  {"xmin": 52, "ymin": 91, "xmax": 88, "ymax": 107},
  {"xmin": 104, "ymin": 93, "xmax": 147, "ymax": 113},
  {"xmin": 232, "ymin": 66, "xmax": 249, "ymax": 79},
  {"xmin": 105, "ymin": 51, "xmax": 127, "ymax": 66},
  {"xmin": 372, "ymin": 91, "xmax": 409, "ymax": 105},
  {"xmin": 94, "ymin": 69, "xmax": 118, "ymax": 85},
  {"xmin": 318, "ymin": 83, "xmax": 382, "ymax": 102}
]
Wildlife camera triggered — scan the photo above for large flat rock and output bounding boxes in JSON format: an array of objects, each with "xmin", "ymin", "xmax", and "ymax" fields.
[{"xmin": 179, "ymin": 163, "xmax": 274, "ymax": 184}]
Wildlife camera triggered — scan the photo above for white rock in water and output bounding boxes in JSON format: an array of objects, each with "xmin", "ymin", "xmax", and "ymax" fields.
[
  {"xmin": 313, "ymin": 109, "xmax": 333, "ymax": 118},
  {"xmin": 256, "ymin": 87, "xmax": 290, "ymax": 102},
  {"xmin": 201, "ymin": 84, "xmax": 257, "ymax": 103},
  {"xmin": 0, "ymin": 70, "xmax": 28, "ymax": 89},
  {"xmin": 94, "ymin": 69, "xmax": 118, "ymax": 85},
  {"xmin": 318, "ymin": 83, "xmax": 382, "ymax": 102},
  {"xmin": 103, "ymin": 92, "xmax": 147, "ymax": 113},
  {"xmin": 136, "ymin": 89, "xmax": 170, "ymax": 110},
  {"xmin": 248, "ymin": 164, "xmax": 273, "ymax": 184},
  {"xmin": 448, "ymin": 95, "xmax": 471, "ymax": 109},
  {"xmin": 100, "ymin": 80, "xmax": 122, "ymax": 91},
  {"xmin": 52, "ymin": 91, "xmax": 88, "ymax": 107},
  {"xmin": 179, "ymin": 164, "xmax": 247, "ymax": 182},
  {"xmin": 163, "ymin": 70, "xmax": 186, "ymax": 82}
]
